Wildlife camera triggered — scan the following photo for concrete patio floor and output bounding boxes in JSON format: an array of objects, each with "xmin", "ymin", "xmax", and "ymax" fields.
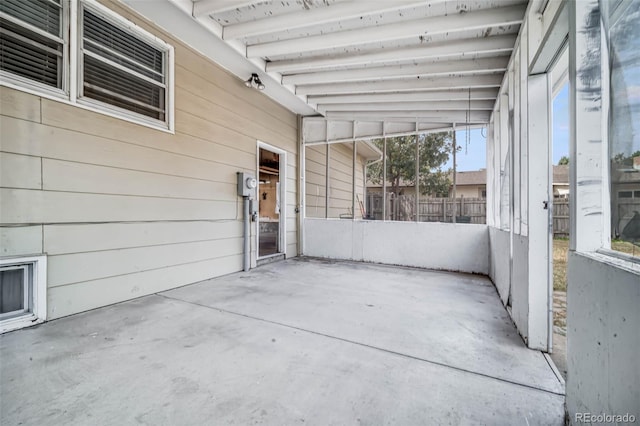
[{"xmin": 1, "ymin": 258, "xmax": 565, "ymax": 425}]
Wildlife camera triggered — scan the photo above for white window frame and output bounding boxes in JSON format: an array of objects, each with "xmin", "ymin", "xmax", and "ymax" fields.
[
  {"xmin": 0, "ymin": 0, "xmax": 70, "ymax": 99},
  {"xmin": 0, "ymin": 255, "xmax": 47, "ymax": 334},
  {"xmin": 596, "ymin": 1, "xmax": 640, "ymax": 268},
  {"xmin": 0, "ymin": 0, "xmax": 175, "ymax": 133},
  {"xmin": 76, "ymin": 0, "xmax": 174, "ymax": 131}
]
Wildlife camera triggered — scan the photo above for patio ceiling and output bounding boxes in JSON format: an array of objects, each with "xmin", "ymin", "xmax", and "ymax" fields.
[
  {"xmin": 194, "ymin": 0, "xmax": 527, "ymax": 124},
  {"xmin": 126, "ymin": 0, "xmax": 529, "ymax": 130}
]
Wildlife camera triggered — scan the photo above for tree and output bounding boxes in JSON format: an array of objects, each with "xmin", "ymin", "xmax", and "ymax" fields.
[
  {"xmin": 558, "ymin": 156, "xmax": 570, "ymax": 165},
  {"xmin": 613, "ymin": 150, "xmax": 640, "ymax": 166},
  {"xmin": 368, "ymin": 132, "xmax": 453, "ymax": 197}
]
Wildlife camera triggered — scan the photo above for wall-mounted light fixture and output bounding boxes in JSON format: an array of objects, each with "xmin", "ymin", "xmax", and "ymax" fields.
[{"xmin": 244, "ymin": 73, "xmax": 265, "ymax": 90}]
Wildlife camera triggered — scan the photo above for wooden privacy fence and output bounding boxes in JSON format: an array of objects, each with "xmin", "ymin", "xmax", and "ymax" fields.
[
  {"xmin": 366, "ymin": 193, "xmax": 573, "ymax": 233},
  {"xmin": 418, "ymin": 197, "xmax": 486, "ymax": 224},
  {"xmin": 553, "ymin": 199, "xmax": 569, "ymax": 237},
  {"xmin": 366, "ymin": 193, "xmax": 486, "ymax": 224}
]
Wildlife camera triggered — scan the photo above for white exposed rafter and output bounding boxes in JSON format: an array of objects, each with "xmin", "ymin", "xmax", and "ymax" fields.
[
  {"xmin": 303, "ymin": 118, "xmax": 488, "ymax": 144},
  {"xmin": 246, "ymin": 5, "xmax": 526, "ymax": 58},
  {"xmin": 267, "ymin": 35, "xmax": 517, "ymax": 73},
  {"xmin": 282, "ymin": 57, "xmax": 509, "ymax": 85},
  {"xmin": 192, "ymin": 0, "xmax": 265, "ymax": 17},
  {"xmin": 318, "ymin": 100, "xmax": 496, "ymax": 114},
  {"xmin": 325, "ymin": 110, "xmax": 491, "ymax": 122},
  {"xmin": 307, "ymin": 88, "xmax": 500, "ymax": 105},
  {"xmin": 222, "ymin": 0, "xmax": 428, "ymax": 40},
  {"xmin": 296, "ymin": 74, "xmax": 504, "ymax": 96}
]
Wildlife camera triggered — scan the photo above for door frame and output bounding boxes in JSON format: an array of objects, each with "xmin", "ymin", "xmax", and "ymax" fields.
[{"xmin": 257, "ymin": 141, "xmax": 287, "ymax": 259}]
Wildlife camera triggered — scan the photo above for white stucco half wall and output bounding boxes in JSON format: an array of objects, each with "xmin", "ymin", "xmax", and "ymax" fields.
[
  {"xmin": 566, "ymin": 252, "xmax": 640, "ymax": 424},
  {"xmin": 489, "ymin": 227, "xmax": 510, "ymax": 306},
  {"xmin": 304, "ymin": 219, "xmax": 489, "ymax": 275}
]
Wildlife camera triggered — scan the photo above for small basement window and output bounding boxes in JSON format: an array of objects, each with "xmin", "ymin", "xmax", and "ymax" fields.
[
  {"xmin": 0, "ymin": 264, "xmax": 31, "ymax": 320},
  {"xmin": 79, "ymin": 2, "xmax": 171, "ymax": 127},
  {"xmin": 0, "ymin": 256, "xmax": 47, "ymax": 333}
]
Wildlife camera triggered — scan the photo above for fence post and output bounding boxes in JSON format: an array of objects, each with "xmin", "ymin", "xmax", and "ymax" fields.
[{"xmin": 442, "ymin": 198, "xmax": 446, "ymax": 222}]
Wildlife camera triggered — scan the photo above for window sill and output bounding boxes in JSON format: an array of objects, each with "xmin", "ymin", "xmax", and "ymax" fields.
[
  {"xmin": 585, "ymin": 249, "xmax": 640, "ymax": 274},
  {"xmin": 0, "ymin": 314, "xmax": 44, "ymax": 334}
]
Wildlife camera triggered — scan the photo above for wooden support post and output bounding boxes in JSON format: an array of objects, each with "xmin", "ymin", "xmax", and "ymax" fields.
[{"xmin": 443, "ymin": 198, "xmax": 446, "ymax": 222}]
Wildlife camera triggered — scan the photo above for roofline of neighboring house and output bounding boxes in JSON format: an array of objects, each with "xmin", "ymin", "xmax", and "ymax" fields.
[{"xmin": 361, "ymin": 141, "xmax": 383, "ymax": 161}]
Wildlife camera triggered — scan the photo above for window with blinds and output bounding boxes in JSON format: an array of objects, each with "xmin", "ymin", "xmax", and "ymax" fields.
[
  {"xmin": 80, "ymin": 5, "xmax": 168, "ymax": 122},
  {"xmin": 0, "ymin": 0, "xmax": 64, "ymax": 90},
  {"xmin": 0, "ymin": 1, "xmax": 173, "ymax": 130}
]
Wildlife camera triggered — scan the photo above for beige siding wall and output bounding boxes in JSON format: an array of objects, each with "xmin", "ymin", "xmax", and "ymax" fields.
[
  {"xmin": 305, "ymin": 145, "xmax": 327, "ymax": 218},
  {"xmin": 0, "ymin": 1, "xmax": 298, "ymax": 320},
  {"xmin": 304, "ymin": 142, "xmax": 366, "ymax": 219},
  {"xmin": 451, "ymin": 185, "xmax": 486, "ymax": 199}
]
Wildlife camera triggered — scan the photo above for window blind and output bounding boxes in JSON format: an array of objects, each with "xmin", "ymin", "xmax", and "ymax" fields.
[
  {"xmin": 81, "ymin": 8, "xmax": 166, "ymax": 121},
  {"xmin": 0, "ymin": 0, "xmax": 63, "ymax": 88}
]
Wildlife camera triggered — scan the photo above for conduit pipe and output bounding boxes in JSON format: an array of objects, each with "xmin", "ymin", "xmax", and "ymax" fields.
[{"xmin": 243, "ymin": 196, "xmax": 250, "ymax": 272}]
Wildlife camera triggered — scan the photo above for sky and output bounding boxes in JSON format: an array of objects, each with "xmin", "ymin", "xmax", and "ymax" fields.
[
  {"xmin": 552, "ymin": 83, "xmax": 570, "ymax": 164},
  {"xmin": 442, "ymin": 82, "xmax": 570, "ymax": 172},
  {"xmin": 443, "ymin": 128, "xmax": 487, "ymax": 171}
]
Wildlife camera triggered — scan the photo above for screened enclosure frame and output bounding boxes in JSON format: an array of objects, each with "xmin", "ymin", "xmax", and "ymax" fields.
[{"xmin": 300, "ymin": 118, "xmax": 487, "ymax": 224}]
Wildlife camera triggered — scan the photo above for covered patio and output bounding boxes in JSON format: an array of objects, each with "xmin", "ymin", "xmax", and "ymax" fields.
[
  {"xmin": 1, "ymin": 0, "xmax": 638, "ymax": 423},
  {"xmin": 1, "ymin": 258, "xmax": 564, "ymax": 425}
]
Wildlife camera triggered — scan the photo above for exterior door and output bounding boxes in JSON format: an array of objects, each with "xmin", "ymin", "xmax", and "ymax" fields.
[{"xmin": 257, "ymin": 143, "xmax": 286, "ymax": 258}]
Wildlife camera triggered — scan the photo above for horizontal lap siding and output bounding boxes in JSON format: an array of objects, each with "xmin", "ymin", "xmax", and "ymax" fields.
[
  {"xmin": 0, "ymin": 226, "xmax": 42, "ymax": 257},
  {"xmin": 305, "ymin": 145, "xmax": 327, "ymax": 218},
  {"xmin": 0, "ymin": 0, "xmax": 298, "ymax": 319},
  {"xmin": 328, "ymin": 143, "xmax": 355, "ymax": 218},
  {"xmin": 303, "ymin": 143, "xmax": 366, "ymax": 219}
]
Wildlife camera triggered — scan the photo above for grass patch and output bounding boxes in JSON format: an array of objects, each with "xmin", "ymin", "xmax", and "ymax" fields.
[
  {"xmin": 553, "ymin": 238, "xmax": 638, "ymax": 292},
  {"xmin": 612, "ymin": 239, "xmax": 640, "ymax": 257},
  {"xmin": 553, "ymin": 238, "xmax": 569, "ymax": 292}
]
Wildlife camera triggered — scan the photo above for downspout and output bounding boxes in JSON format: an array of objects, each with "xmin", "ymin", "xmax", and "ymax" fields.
[
  {"xmin": 297, "ymin": 115, "xmax": 305, "ymax": 255},
  {"xmin": 243, "ymin": 196, "xmax": 250, "ymax": 272},
  {"xmin": 365, "ymin": 156, "xmax": 383, "ymax": 219},
  {"xmin": 352, "ymin": 125, "xmax": 357, "ymax": 221},
  {"xmin": 382, "ymin": 137, "xmax": 387, "ymax": 221}
]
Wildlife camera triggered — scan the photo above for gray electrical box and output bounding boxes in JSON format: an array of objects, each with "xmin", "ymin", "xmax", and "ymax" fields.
[{"xmin": 237, "ymin": 172, "xmax": 257, "ymax": 197}]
